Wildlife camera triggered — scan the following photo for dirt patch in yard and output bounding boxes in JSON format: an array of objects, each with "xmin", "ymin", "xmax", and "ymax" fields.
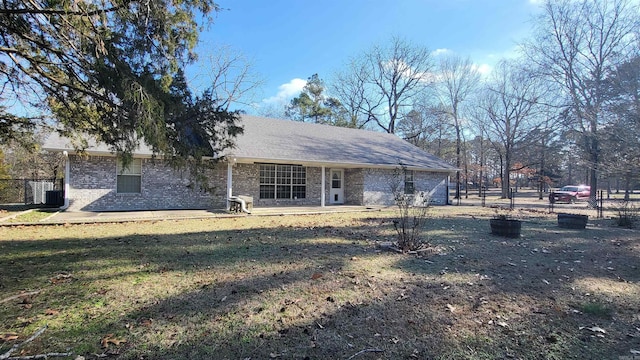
[{"xmin": 0, "ymin": 207, "xmax": 638, "ymax": 359}]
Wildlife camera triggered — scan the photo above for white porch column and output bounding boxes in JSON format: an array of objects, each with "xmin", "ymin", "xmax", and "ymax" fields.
[
  {"xmin": 62, "ymin": 151, "xmax": 70, "ymax": 209},
  {"xmin": 321, "ymin": 166, "xmax": 325, "ymax": 207},
  {"xmin": 226, "ymin": 162, "xmax": 233, "ymax": 209}
]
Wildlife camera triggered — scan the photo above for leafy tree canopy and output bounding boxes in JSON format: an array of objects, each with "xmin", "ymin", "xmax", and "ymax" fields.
[{"xmin": 0, "ymin": 0, "xmax": 242, "ymax": 165}]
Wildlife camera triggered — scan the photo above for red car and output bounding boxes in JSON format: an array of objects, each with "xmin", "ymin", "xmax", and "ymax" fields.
[{"xmin": 549, "ymin": 185, "xmax": 591, "ymax": 203}]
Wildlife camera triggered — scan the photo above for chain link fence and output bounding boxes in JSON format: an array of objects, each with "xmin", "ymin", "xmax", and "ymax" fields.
[{"xmin": 0, "ymin": 178, "xmax": 64, "ymax": 205}]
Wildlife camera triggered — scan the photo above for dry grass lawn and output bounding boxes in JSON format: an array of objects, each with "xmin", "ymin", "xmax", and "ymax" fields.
[{"xmin": 1, "ymin": 206, "xmax": 639, "ymax": 359}]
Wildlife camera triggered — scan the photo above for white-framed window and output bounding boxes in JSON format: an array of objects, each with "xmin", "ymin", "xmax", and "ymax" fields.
[
  {"xmin": 259, "ymin": 164, "xmax": 306, "ymax": 199},
  {"xmin": 404, "ymin": 170, "xmax": 414, "ymax": 194},
  {"xmin": 117, "ymin": 158, "xmax": 142, "ymax": 193}
]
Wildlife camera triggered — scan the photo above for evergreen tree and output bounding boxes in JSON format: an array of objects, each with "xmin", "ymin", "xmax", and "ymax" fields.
[
  {"xmin": 285, "ymin": 74, "xmax": 343, "ymax": 125},
  {"xmin": 0, "ymin": 0, "xmax": 241, "ymax": 167}
]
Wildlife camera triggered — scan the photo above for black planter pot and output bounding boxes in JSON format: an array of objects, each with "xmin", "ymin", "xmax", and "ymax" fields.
[
  {"xmin": 490, "ymin": 218, "xmax": 522, "ymax": 238},
  {"xmin": 558, "ymin": 213, "xmax": 588, "ymax": 229}
]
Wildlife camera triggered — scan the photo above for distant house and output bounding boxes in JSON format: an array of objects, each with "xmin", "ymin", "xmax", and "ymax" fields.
[{"xmin": 43, "ymin": 115, "xmax": 456, "ymax": 211}]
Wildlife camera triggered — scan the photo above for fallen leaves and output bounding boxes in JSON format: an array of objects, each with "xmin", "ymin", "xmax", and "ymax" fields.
[
  {"xmin": 0, "ymin": 290, "xmax": 41, "ymax": 305},
  {"xmin": 497, "ymin": 321, "xmax": 509, "ymax": 328},
  {"xmin": 45, "ymin": 309, "xmax": 60, "ymax": 316},
  {"xmin": 101, "ymin": 334, "xmax": 127, "ymax": 348},
  {"xmin": 0, "ymin": 333, "xmax": 19, "ymax": 342},
  {"xmin": 580, "ymin": 325, "xmax": 606, "ymax": 334},
  {"xmin": 579, "ymin": 325, "xmax": 607, "ymax": 338},
  {"xmin": 50, "ymin": 273, "xmax": 74, "ymax": 285}
]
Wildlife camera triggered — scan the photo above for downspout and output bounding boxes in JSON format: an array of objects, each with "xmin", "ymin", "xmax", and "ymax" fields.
[
  {"xmin": 228, "ymin": 196, "xmax": 251, "ymax": 214},
  {"xmin": 60, "ymin": 151, "xmax": 70, "ymax": 210},
  {"xmin": 447, "ymin": 174, "xmax": 451, "ymax": 205},
  {"xmin": 321, "ymin": 166, "xmax": 326, "ymax": 207}
]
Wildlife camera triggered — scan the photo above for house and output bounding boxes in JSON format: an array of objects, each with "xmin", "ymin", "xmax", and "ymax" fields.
[{"xmin": 43, "ymin": 115, "xmax": 456, "ymax": 211}]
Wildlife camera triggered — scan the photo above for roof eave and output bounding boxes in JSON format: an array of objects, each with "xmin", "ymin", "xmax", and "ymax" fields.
[{"xmin": 230, "ymin": 156, "xmax": 456, "ymax": 173}]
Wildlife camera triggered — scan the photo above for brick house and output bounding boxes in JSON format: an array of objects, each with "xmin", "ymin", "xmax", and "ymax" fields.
[{"xmin": 43, "ymin": 115, "xmax": 456, "ymax": 211}]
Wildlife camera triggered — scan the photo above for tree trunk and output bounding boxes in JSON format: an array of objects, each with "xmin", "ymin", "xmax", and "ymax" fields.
[
  {"xmin": 498, "ymin": 153, "xmax": 506, "ymax": 198},
  {"xmin": 455, "ymin": 125, "xmax": 461, "ymax": 199},
  {"xmin": 502, "ymin": 153, "xmax": 510, "ymax": 199},
  {"xmin": 463, "ymin": 139, "xmax": 469, "ymax": 199},
  {"xmin": 478, "ymin": 135, "xmax": 484, "ymax": 197},
  {"xmin": 538, "ymin": 138, "xmax": 546, "ymax": 200},
  {"xmin": 588, "ymin": 134, "xmax": 598, "ymax": 208},
  {"xmin": 624, "ymin": 172, "xmax": 631, "ymax": 201}
]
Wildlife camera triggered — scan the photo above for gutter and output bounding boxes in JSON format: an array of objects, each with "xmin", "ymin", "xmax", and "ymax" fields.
[{"xmin": 232, "ymin": 156, "xmax": 458, "ymax": 173}]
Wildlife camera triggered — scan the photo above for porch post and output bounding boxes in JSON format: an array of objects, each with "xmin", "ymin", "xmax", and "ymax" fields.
[
  {"xmin": 321, "ymin": 166, "xmax": 326, "ymax": 207},
  {"xmin": 62, "ymin": 151, "xmax": 69, "ymax": 209},
  {"xmin": 227, "ymin": 162, "xmax": 233, "ymax": 210}
]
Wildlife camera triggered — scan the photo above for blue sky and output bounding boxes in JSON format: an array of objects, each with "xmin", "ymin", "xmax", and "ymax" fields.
[{"xmin": 191, "ymin": 0, "xmax": 543, "ymax": 114}]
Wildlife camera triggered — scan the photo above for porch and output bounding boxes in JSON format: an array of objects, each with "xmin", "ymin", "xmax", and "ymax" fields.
[{"xmin": 12, "ymin": 205, "xmax": 388, "ymax": 225}]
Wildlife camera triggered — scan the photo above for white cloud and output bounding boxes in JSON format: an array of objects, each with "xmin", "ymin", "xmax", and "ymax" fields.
[
  {"xmin": 261, "ymin": 78, "xmax": 307, "ymax": 105},
  {"xmin": 473, "ymin": 63, "xmax": 493, "ymax": 76},
  {"xmin": 431, "ymin": 48, "xmax": 451, "ymax": 56}
]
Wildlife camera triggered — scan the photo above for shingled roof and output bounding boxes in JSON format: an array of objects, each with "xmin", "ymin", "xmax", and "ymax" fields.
[
  {"xmin": 230, "ymin": 115, "xmax": 455, "ymax": 172},
  {"xmin": 42, "ymin": 132, "xmax": 156, "ymax": 156},
  {"xmin": 43, "ymin": 115, "xmax": 456, "ymax": 172}
]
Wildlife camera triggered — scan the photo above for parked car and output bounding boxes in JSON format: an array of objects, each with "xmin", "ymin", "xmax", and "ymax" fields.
[{"xmin": 549, "ymin": 185, "xmax": 591, "ymax": 203}]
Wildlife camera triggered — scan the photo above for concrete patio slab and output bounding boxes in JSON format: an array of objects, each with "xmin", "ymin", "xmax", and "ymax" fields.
[{"xmin": 1, "ymin": 205, "xmax": 388, "ymax": 226}]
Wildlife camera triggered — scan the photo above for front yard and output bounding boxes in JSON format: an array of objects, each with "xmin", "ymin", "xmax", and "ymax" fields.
[{"xmin": 1, "ymin": 207, "xmax": 639, "ymax": 359}]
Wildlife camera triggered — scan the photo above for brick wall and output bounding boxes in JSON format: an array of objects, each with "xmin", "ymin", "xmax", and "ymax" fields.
[
  {"xmin": 232, "ymin": 163, "xmax": 323, "ymax": 206},
  {"xmin": 362, "ymin": 168, "xmax": 449, "ymax": 206},
  {"xmin": 67, "ymin": 155, "xmax": 226, "ymax": 211},
  {"xmin": 344, "ymin": 168, "xmax": 364, "ymax": 205},
  {"xmin": 231, "ymin": 164, "xmax": 364, "ymax": 206},
  {"xmin": 67, "ymin": 156, "xmax": 449, "ymax": 211}
]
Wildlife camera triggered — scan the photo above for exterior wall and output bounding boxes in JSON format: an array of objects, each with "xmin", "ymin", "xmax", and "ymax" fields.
[
  {"xmin": 362, "ymin": 168, "xmax": 449, "ymax": 206},
  {"xmin": 67, "ymin": 156, "xmax": 449, "ymax": 211},
  {"xmin": 231, "ymin": 165, "xmax": 363, "ymax": 207},
  {"xmin": 67, "ymin": 155, "xmax": 226, "ymax": 211},
  {"xmin": 321, "ymin": 168, "xmax": 364, "ymax": 205},
  {"xmin": 232, "ymin": 163, "xmax": 323, "ymax": 206},
  {"xmin": 344, "ymin": 168, "xmax": 364, "ymax": 205}
]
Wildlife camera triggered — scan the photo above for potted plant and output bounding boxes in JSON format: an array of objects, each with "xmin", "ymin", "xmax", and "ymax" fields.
[
  {"xmin": 490, "ymin": 212, "xmax": 522, "ymax": 238},
  {"xmin": 557, "ymin": 213, "xmax": 588, "ymax": 229}
]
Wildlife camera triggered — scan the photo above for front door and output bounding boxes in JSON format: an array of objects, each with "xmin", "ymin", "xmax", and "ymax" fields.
[{"xmin": 329, "ymin": 169, "xmax": 344, "ymax": 204}]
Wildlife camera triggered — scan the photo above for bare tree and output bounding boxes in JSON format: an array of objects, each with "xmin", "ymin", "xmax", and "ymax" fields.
[
  {"xmin": 601, "ymin": 55, "xmax": 640, "ymax": 199},
  {"xmin": 433, "ymin": 55, "xmax": 481, "ymax": 199},
  {"xmin": 467, "ymin": 105, "xmax": 491, "ymax": 196},
  {"xmin": 194, "ymin": 44, "xmax": 264, "ymax": 111},
  {"xmin": 481, "ymin": 60, "xmax": 546, "ymax": 198},
  {"xmin": 396, "ymin": 100, "xmax": 455, "ymax": 160},
  {"xmin": 331, "ymin": 64, "xmax": 369, "ymax": 129},
  {"xmin": 332, "ymin": 36, "xmax": 433, "ymax": 133},
  {"xmin": 1, "ymin": 130, "xmax": 64, "ymax": 180},
  {"xmin": 524, "ymin": 0, "xmax": 639, "ymax": 204}
]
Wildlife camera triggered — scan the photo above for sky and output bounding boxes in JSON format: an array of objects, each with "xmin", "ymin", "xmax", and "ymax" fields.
[{"xmin": 189, "ymin": 0, "xmax": 545, "ymax": 114}]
